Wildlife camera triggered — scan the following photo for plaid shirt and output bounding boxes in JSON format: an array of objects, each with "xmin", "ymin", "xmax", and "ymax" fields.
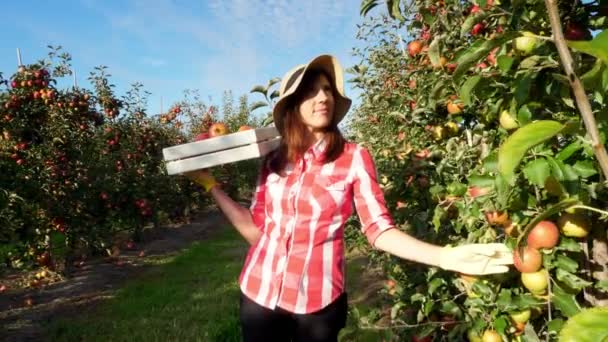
[{"xmin": 238, "ymin": 139, "xmax": 395, "ymax": 314}]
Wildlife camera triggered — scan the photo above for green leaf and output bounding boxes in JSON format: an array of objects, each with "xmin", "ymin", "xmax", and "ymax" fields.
[
  {"xmin": 497, "ymin": 55, "xmax": 515, "ymax": 73},
  {"xmin": 386, "ymin": 0, "xmax": 405, "ymax": 21},
  {"xmin": 498, "ymin": 120, "xmax": 564, "ymax": 183},
  {"xmin": 519, "ymin": 55, "xmax": 543, "ymax": 69},
  {"xmin": 267, "ymin": 77, "xmax": 281, "ymax": 89},
  {"xmin": 269, "ymin": 89, "xmax": 280, "ymax": 100},
  {"xmin": 453, "ymin": 33, "xmax": 518, "ymax": 82},
  {"xmin": 460, "ymin": 13, "xmax": 486, "ymax": 38},
  {"xmin": 559, "ymin": 307, "xmax": 608, "ymax": 342},
  {"xmin": 555, "ymin": 254, "xmax": 579, "ymax": 273},
  {"xmin": 515, "ymin": 73, "xmax": 533, "ymax": 105},
  {"xmin": 556, "ymin": 141, "xmax": 583, "ymax": 161},
  {"xmin": 513, "ymin": 293, "xmax": 544, "ymax": 308},
  {"xmin": 432, "ymin": 206, "xmax": 445, "ymax": 232},
  {"xmin": 468, "ymin": 174, "xmax": 495, "ymax": 188},
  {"xmin": 250, "ymin": 85, "xmax": 267, "ymax": 96},
  {"xmin": 553, "ymin": 283, "xmax": 581, "ymax": 317},
  {"xmin": 524, "ymin": 324, "xmax": 542, "ymax": 342},
  {"xmin": 250, "ymin": 101, "xmax": 268, "ymax": 112},
  {"xmin": 548, "ymin": 318, "xmax": 565, "ymax": 335},
  {"xmin": 547, "ymin": 157, "xmax": 579, "ymax": 181},
  {"xmin": 360, "ymin": 0, "xmax": 379, "ymax": 16},
  {"xmin": 567, "ymin": 29, "xmax": 608, "ymax": 64},
  {"xmin": 428, "ymin": 36, "xmax": 441, "ymax": 67},
  {"xmin": 523, "ymin": 158, "xmax": 551, "ymax": 187},
  {"xmin": 573, "ymin": 160, "xmax": 598, "ymax": 178},
  {"xmin": 581, "ymin": 59, "xmax": 605, "ymax": 90},
  {"xmin": 557, "ymin": 237, "xmax": 583, "ymax": 252},
  {"xmin": 496, "ymin": 289, "xmax": 515, "ymax": 311},
  {"xmin": 428, "ymin": 277, "xmax": 446, "ymax": 295},
  {"xmin": 428, "ymin": 82, "xmax": 444, "ymax": 108},
  {"xmin": 482, "ymin": 152, "xmax": 498, "ymax": 172},
  {"xmin": 494, "ymin": 316, "xmax": 508, "ymax": 336},
  {"xmin": 517, "ymin": 105, "xmax": 532, "ymax": 125},
  {"xmin": 447, "ymin": 182, "xmax": 467, "ymax": 196},
  {"xmin": 596, "ymin": 279, "xmax": 608, "ymax": 292},
  {"xmin": 460, "ymin": 75, "xmax": 481, "ymax": 106},
  {"xmin": 556, "ymin": 268, "xmax": 593, "ymax": 290}
]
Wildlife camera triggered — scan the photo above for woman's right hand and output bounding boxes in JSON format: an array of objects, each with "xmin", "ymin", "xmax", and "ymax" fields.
[{"xmin": 185, "ymin": 169, "xmax": 218, "ymax": 192}]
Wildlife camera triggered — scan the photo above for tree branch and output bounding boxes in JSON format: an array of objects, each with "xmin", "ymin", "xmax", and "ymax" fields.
[{"xmin": 544, "ymin": 0, "xmax": 608, "ymax": 181}]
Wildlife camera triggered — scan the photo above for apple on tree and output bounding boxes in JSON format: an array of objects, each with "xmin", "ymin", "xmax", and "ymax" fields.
[
  {"xmin": 408, "ymin": 40, "xmax": 423, "ymax": 57},
  {"xmin": 557, "ymin": 212, "xmax": 590, "ymax": 238},
  {"xmin": 521, "ymin": 269, "xmax": 549, "ymax": 294},
  {"xmin": 527, "ymin": 220, "xmax": 559, "ymax": 249},
  {"xmin": 513, "ymin": 246, "xmax": 542, "ymax": 273}
]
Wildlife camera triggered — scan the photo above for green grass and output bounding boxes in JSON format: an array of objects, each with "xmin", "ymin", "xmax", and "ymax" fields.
[
  {"xmin": 47, "ymin": 227, "xmax": 247, "ymax": 342},
  {"xmin": 46, "ymin": 227, "xmax": 389, "ymax": 342}
]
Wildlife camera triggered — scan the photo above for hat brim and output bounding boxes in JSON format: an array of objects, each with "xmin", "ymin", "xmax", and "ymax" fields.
[{"xmin": 272, "ymin": 55, "xmax": 351, "ymax": 134}]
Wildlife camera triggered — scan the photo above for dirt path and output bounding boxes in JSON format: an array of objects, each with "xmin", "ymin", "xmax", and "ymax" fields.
[{"xmin": 0, "ymin": 208, "xmax": 229, "ymax": 342}]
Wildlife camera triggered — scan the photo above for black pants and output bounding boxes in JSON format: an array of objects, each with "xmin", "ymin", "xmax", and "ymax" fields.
[{"xmin": 239, "ymin": 291, "xmax": 348, "ymax": 342}]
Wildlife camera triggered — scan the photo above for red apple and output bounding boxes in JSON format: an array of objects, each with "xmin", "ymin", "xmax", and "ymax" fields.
[
  {"xmin": 208, "ymin": 122, "xmax": 228, "ymax": 137},
  {"xmin": 195, "ymin": 132, "xmax": 210, "ymax": 141},
  {"xmin": 0, "ymin": 284, "xmax": 6, "ymax": 292},
  {"xmin": 471, "ymin": 23, "xmax": 485, "ymax": 36},
  {"xmin": 513, "ymin": 246, "xmax": 542, "ymax": 273},
  {"xmin": 564, "ymin": 22, "xmax": 591, "ymax": 41},
  {"xmin": 485, "ymin": 211, "xmax": 509, "ymax": 226},
  {"xmin": 238, "ymin": 125, "xmax": 253, "ymax": 131},
  {"xmin": 408, "ymin": 41, "xmax": 423, "ymax": 57},
  {"xmin": 467, "ymin": 186, "xmax": 490, "ymax": 198},
  {"xmin": 527, "ymin": 221, "xmax": 559, "ymax": 249}
]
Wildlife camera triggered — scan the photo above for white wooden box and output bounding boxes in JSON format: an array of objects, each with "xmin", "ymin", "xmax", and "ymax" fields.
[{"xmin": 163, "ymin": 127, "xmax": 280, "ymax": 175}]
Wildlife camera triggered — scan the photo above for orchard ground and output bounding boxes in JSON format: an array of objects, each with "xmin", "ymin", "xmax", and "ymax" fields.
[{"xmin": 0, "ymin": 208, "xmax": 392, "ymax": 341}]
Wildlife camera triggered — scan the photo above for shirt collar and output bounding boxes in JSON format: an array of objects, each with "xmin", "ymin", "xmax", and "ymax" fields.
[{"xmin": 303, "ymin": 136, "xmax": 327, "ymax": 161}]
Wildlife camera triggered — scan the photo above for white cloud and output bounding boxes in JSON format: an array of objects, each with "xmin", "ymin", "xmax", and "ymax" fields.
[{"xmin": 78, "ymin": 0, "xmax": 362, "ymax": 109}]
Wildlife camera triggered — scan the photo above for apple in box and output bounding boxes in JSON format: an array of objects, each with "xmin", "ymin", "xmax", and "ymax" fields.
[
  {"xmin": 195, "ymin": 132, "xmax": 210, "ymax": 141},
  {"xmin": 209, "ymin": 122, "xmax": 228, "ymax": 137}
]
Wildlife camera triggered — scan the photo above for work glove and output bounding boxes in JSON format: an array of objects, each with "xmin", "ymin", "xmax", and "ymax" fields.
[
  {"xmin": 185, "ymin": 170, "xmax": 218, "ymax": 193},
  {"xmin": 439, "ymin": 243, "xmax": 513, "ymax": 275}
]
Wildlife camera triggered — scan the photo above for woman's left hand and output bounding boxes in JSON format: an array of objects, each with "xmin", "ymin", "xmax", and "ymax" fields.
[{"xmin": 439, "ymin": 243, "xmax": 513, "ymax": 275}]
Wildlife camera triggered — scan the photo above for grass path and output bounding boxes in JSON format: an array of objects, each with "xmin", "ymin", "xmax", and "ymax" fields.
[{"xmin": 45, "ymin": 226, "xmax": 390, "ymax": 341}]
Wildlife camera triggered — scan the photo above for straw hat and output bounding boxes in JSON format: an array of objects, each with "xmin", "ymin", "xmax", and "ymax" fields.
[{"xmin": 272, "ymin": 54, "xmax": 352, "ymax": 134}]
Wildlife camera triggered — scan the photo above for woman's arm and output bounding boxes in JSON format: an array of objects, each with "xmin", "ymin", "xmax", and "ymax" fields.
[
  {"xmin": 208, "ymin": 186, "xmax": 262, "ymax": 245},
  {"xmin": 352, "ymin": 146, "xmax": 512, "ymax": 275},
  {"xmin": 373, "ymin": 228, "xmax": 442, "ymax": 267},
  {"xmin": 373, "ymin": 228, "xmax": 513, "ymax": 275}
]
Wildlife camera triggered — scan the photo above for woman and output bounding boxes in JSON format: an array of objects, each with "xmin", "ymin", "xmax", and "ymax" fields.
[{"xmin": 187, "ymin": 54, "xmax": 512, "ymax": 342}]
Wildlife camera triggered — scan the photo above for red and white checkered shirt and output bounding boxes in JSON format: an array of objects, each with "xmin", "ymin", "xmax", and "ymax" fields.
[{"xmin": 238, "ymin": 139, "xmax": 395, "ymax": 314}]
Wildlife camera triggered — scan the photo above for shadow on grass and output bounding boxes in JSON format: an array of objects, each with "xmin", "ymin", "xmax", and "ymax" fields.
[{"xmin": 45, "ymin": 226, "xmax": 247, "ymax": 342}]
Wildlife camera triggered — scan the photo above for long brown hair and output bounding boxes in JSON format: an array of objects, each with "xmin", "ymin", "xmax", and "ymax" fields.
[{"xmin": 268, "ymin": 68, "xmax": 346, "ymax": 175}]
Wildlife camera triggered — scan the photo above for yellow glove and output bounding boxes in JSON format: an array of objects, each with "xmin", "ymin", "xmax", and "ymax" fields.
[
  {"xmin": 439, "ymin": 243, "xmax": 513, "ymax": 275},
  {"xmin": 185, "ymin": 170, "xmax": 218, "ymax": 192}
]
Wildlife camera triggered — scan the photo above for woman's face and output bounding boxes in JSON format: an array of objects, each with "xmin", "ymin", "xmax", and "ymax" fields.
[{"xmin": 297, "ymin": 73, "xmax": 335, "ymax": 133}]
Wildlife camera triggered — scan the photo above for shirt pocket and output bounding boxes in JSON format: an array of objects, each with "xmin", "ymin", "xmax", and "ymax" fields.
[{"xmin": 310, "ymin": 175, "xmax": 349, "ymax": 211}]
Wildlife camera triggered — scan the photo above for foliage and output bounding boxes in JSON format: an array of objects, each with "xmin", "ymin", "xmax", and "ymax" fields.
[
  {"xmin": 346, "ymin": 0, "xmax": 608, "ymax": 340},
  {"xmin": 0, "ymin": 47, "xmax": 259, "ymax": 276}
]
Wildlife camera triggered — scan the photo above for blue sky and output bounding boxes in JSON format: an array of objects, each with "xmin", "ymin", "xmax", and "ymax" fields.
[{"xmin": 0, "ymin": 0, "xmax": 365, "ymax": 117}]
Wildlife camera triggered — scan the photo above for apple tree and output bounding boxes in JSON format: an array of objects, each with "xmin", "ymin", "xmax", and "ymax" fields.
[{"xmin": 342, "ymin": 0, "xmax": 608, "ymax": 340}]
